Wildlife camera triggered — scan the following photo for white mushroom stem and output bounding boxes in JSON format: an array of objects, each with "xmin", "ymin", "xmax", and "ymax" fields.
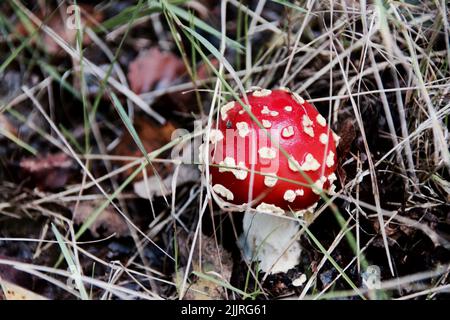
[{"xmin": 239, "ymin": 212, "xmax": 302, "ymax": 274}]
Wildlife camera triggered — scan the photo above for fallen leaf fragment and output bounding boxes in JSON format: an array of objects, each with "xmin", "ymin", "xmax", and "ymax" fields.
[
  {"xmin": 72, "ymin": 202, "xmax": 129, "ymax": 238},
  {"xmin": 337, "ymin": 118, "xmax": 356, "ymax": 158},
  {"xmin": 1, "ymin": 278, "xmax": 47, "ymax": 300},
  {"xmin": 114, "ymin": 118, "xmax": 176, "ymax": 180},
  {"xmin": 20, "ymin": 152, "xmax": 73, "ymax": 190},
  {"xmin": 175, "ymin": 233, "xmax": 233, "ymax": 300},
  {"xmin": 127, "ymin": 47, "xmax": 186, "ymax": 94},
  {"xmin": 20, "ymin": 152, "xmax": 72, "ymax": 172}
]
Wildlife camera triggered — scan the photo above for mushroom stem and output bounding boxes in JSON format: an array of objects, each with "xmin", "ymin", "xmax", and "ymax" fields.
[{"xmin": 239, "ymin": 212, "xmax": 301, "ymax": 274}]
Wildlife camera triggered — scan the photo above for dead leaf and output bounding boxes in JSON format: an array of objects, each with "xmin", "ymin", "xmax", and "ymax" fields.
[
  {"xmin": 373, "ymin": 219, "xmax": 398, "ymax": 237},
  {"xmin": 175, "ymin": 233, "xmax": 233, "ymax": 300},
  {"xmin": 16, "ymin": 4, "xmax": 103, "ymax": 56},
  {"xmin": 134, "ymin": 164, "xmax": 199, "ymax": 199},
  {"xmin": 20, "ymin": 152, "xmax": 72, "ymax": 172},
  {"xmin": 20, "ymin": 152, "xmax": 73, "ymax": 190},
  {"xmin": 72, "ymin": 202, "xmax": 129, "ymax": 238},
  {"xmin": 337, "ymin": 118, "xmax": 356, "ymax": 158},
  {"xmin": 335, "ymin": 118, "xmax": 356, "ymax": 184},
  {"xmin": 0, "ymin": 278, "xmax": 47, "ymax": 300},
  {"xmin": 127, "ymin": 47, "xmax": 186, "ymax": 94},
  {"xmin": 114, "ymin": 118, "xmax": 176, "ymax": 180},
  {"xmin": 183, "ymin": 274, "xmax": 228, "ymax": 300},
  {"xmin": 132, "ymin": 126, "xmax": 200, "ymax": 199},
  {"xmin": 164, "ymin": 58, "xmax": 220, "ymax": 114}
]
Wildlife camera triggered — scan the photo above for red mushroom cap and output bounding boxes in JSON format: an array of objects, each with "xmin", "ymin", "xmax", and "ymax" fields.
[{"xmin": 203, "ymin": 88, "xmax": 338, "ymax": 214}]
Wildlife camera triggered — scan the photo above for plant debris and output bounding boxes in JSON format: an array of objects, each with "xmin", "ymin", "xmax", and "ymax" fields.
[
  {"xmin": 127, "ymin": 47, "xmax": 186, "ymax": 94},
  {"xmin": 19, "ymin": 153, "xmax": 73, "ymax": 190}
]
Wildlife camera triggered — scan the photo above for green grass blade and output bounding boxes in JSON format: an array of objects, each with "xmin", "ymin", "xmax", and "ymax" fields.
[
  {"xmin": 165, "ymin": 2, "xmax": 244, "ymax": 52},
  {"xmin": 110, "ymin": 92, "xmax": 150, "ymax": 164},
  {"xmin": 303, "ymin": 223, "xmax": 366, "ymax": 300},
  {"xmin": 270, "ymin": 0, "xmax": 309, "ymax": 13},
  {"xmin": 51, "ymin": 224, "xmax": 89, "ymax": 300},
  {"xmin": 0, "ymin": 127, "xmax": 37, "ymax": 155},
  {"xmin": 192, "ymin": 271, "xmax": 255, "ymax": 299}
]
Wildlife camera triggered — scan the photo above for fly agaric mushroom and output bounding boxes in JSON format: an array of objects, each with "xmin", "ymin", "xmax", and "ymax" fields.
[{"xmin": 200, "ymin": 88, "xmax": 338, "ymax": 273}]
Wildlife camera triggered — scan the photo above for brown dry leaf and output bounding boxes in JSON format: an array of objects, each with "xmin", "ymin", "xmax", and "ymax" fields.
[
  {"xmin": 20, "ymin": 152, "xmax": 73, "ymax": 190},
  {"xmin": 20, "ymin": 152, "xmax": 72, "ymax": 172},
  {"xmin": 373, "ymin": 219, "xmax": 398, "ymax": 237},
  {"xmin": 127, "ymin": 47, "xmax": 186, "ymax": 94},
  {"xmin": 72, "ymin": 202, "xmax": 129, "ymax": 238},
  {"xmin": 165, "ymin": 58, "xmax": 220, "ymax": 113},
  {"xmin": 183, "ymin": 276, "xmax": 226, "ymax": 300},
  {"xmin": 176, "ymin": 233, "xmax": 233, "ymax": 300},
  {"xmin": 337, "ymin": 118, "xmax": 356, "ymax": 158},
  {"xmin": 335, "ymin": 118, "xmax": 356, "ymax": 184},
  {"xmin": 1, "ymin": 278, "xmax": 47, "ymax": 300},
  {"xmin": 16, "ymin": 4, "xmax": 103, "ymax": 56},
  {"xmin": 114, "ymin": 118, "xmax": 176, "ymax": 180}
]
